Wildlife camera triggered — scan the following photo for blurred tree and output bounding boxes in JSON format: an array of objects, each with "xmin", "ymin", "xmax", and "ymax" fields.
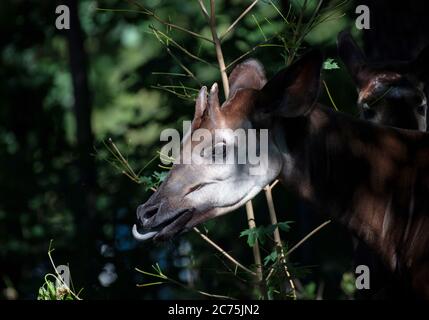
[{"xmin": 63, "ymin": 0, "xmax": 97, "ymax": 287}]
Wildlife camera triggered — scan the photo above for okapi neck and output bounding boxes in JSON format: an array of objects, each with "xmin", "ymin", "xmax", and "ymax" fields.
[{"xmin": 277, "ymin": 104, "xmax": 429, "ymax": 274}]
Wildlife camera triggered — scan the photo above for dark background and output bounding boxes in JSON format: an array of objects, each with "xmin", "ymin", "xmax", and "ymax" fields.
[{"xmin": 0, "ymin": 0, "xmax": 427, "ymax": 300}]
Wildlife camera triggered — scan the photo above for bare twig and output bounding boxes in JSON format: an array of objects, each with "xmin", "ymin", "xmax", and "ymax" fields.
[
  {"xmin": 298, "ymin": 0, "xmax": 324, "ymax": 43},
  {"xmin": 193, "ymin": 227, "xmax": 257, "ymax": 276},
  {"xmin": 269, "ymin": 0, "xmax": 290, "ymax": 24},
  {"xmin": 225, "ymin": 33, "xmax": 281, "ymax": 70},
  {"xmin": 126, "ymin": 0, "xmax": 214, "ymax": 43},
  {"xmin": 151, "ymin": 26, "xmax": 213, "ymax": 67},
  {"xmin": 136, "ymin": 266, "xmax": 235, "ymax": 299},
  {"xmin": 47, "ymin": 240, "xmax": 82, "ymax": 300},
  {"xmin": 245, "ymin": 201, "xmax": 266, "ymax": 298},
  {"xmin": 287, "ymin": 0, "xmax": 309, "ymax": 65},
  {"xmin": 108, "ymin": 138, "xmax": 137, "ymax": 178},
  {"xmin": 197, "ymin": 0, "xmax": 210, "ymax": 19},
  {"xmin": 323, "ymin": 80, "xmax": 339, "ymax": 111},
  {"xmin": 201, "ymin": 0, "xmax": 230, "ymax": 97},
  {"xmin": 270, "ymin": 179, "xmax": 279, "ymax": 189},
  {"xmin": 263, "ymin": 185, "xmax": 296, "ymax": 300},
  {"xmin": 220, "ymin": 0, "xmax": 259, "ymax": 41},
  {"xmin": 286, "ymin": 220, "xmax": 331, "ymax": 257}
]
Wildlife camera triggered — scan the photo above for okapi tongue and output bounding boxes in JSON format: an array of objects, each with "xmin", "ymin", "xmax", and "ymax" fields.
[{"xmin": 132, "ymin": 224, "xmax": 158, "ymax": 241}]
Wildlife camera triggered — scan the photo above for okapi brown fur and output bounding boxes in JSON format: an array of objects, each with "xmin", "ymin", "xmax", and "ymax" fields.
[{"xmin": 277, "ymin": 104, "xmax": 429, "ymax": 298}]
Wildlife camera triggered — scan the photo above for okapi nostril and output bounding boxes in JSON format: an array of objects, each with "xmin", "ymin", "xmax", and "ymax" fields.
[{"xmin": 144, "ymin": 207, "xmax": 158, "ymax": 219}]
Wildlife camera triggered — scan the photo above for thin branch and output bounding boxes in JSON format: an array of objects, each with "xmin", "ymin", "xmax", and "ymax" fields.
[
  {"xmin": 151, "ymin": 85, "xmax": 195, "ymax": 101},
  {"xmin": 205, "ymin": 0, "xmax": 230, "ymax": 97},
  {"xmin": 323, "ymin": 80, "xmax": 339, "ymax": 111},
  {"xmin": 263, "ymin": 185, "xmax": 296, "ymax": 300},
  {"xmin": 136, "ymin": 267, "xmax": 235, "ymax": 299},
  {"xmin": 193, "ymin": 227, "xmax": 257, "ymax": 276},
  {"xmin": 152, "ymin": 72, "xmax": 189, "ymax": 77},
  {"xmin": 268, "ymin": 0, "xmax": 289, "ymax": 24},
  {"xmin": 197, "ymin": 0, "xmax": 210, "ymax": 19},
  {"xmin": 108, "ymin": 138, "xmax": 138, "ymax": 178},
  {"xmin": 287, "ymin": 0, "xmax": 309, "ymax": 65},
  {"xmin": 245, "ymin": 201, "xmax": 266, "ymax": 298},
  {"xmin": 165, "ymin": 49, "xmax": 201, "ymax": 85},
  {"xmin": 225, "ymin": 33, "xmax": 280, "ymax": 70},
  {"xmin": 126, "ymin": 0, "xmax": 214, "ymax": 43},
  {"xmin": 299, "ymin": 0, "xmax": 324, "ymax": 41},
  {"xmin": 252, "ymin": 14, "xmax": 267, "ymax": 41},
  {"xmin": 220, "ymin": 0, "xmax": 259, "ymax": 41},
  {"xmin": 150, "ymin": 27, "xmax": 202, "ymax": 85},
  {"xmin": 151, "ymin": 26, "xmax": 213, "ymax": 67},
  {"xmin": 286, "ymin": 220, "xmax": 331, "ymax": 257},
  {"xmin": 270, "ymin": 179, "xmax": 279, "ymax": 189},
  {"xmin": 47, "ymin": 241, "xmax": 82, "ymax": 300}
]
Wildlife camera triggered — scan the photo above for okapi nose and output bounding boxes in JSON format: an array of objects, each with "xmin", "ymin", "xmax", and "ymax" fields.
[{"xmin": 137, "ymin": 204, "xmax": 160, "ymax": 224}]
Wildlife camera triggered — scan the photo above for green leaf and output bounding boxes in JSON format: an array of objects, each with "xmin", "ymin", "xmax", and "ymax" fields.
[
  {"xmin": 37, "ymin": 286, "xmax": 49, "ymax": 300},
  {"xmin": 46, "ymin": 280, "xmax": 56, "ymax": 299},
  {"xmin": 303, "ymin": 282, "xmax": 317, "ymax": 299},
  {"xmin": 277, "ymin": 221, "xmax": 292, "ymax": 232},
  {"xmin": 65, "ymin": 293, "xmax": 75, "ymax": 300},
  {"xmin": 140, "ymin": 176, "xmax": 154, "ymax": 191},
  {"xmin": 240, "ymin": 222, "xmax": 294, "ymax": 247},
  {"xmin": 323, "ymin": 58, "xmax": 340, "ymax": 70},
  {"xmin": 240, "ymin": 228, "xmax": 258, "ymax": 247},
  {"xmin": 153, "ymin": 171, "xmax": 168, "ymax": 183},
  {"xmin": 340, "ymin": 272, "xmax": 356, "ymax": 296},
  {"xmin": 263, "ymin": 249, "xmax": 278, "ymax": 266}
]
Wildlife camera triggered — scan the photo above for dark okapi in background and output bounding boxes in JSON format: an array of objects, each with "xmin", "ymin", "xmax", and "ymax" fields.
[
  {"xmin": 135, "ymin": 51, "xmax": 429, "ymax": 298},
  {"xmin": 338, "ymin": 31, "xmax": 429, "ymax": 298},
  {"xmin": 338, "ymin": 31, "xmax": 429, "ymax": 131},
  {"xmin": 360, "ymin": 0, "xmax": 429, "ymax": 128}
]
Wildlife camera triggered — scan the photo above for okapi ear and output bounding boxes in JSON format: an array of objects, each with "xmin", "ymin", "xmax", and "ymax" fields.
[
  {"xmin": 256, "ymin": 50, "xmax": 323, "ymax": 118},
  {"xmin": 337, "ymin": 30, "xmax": 367, "ymax": 86},
  {"xmin": 228, "ymin": 59, "xmax": 267, "ymax": 98},
  {"xmin": 409, "ymin": 45, "xmax": 429, "ymax": 82},
  {"xmin": 192, "ymin": 86, "xmax": 207, "ymax": 129}
]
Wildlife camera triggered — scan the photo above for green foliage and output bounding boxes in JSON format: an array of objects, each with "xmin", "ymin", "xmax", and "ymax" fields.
[
  {"xmin": 263, "ymin": 249, "xmax": 278, "ymax": 266},
  {"xmin": 323, "ymin": 58, "xmax": 340, "ymax": 70},
  {"xmin": 37, "ymin": 277, "xmax": 75, "ymax": 301},
  {"xmin": 240, "ymin": 221, "xmax": 292, "ymax": 247},
  {"xmin": 141, "ymin": 171, "xmax": 168, "ymax": 191},
  {"xmin": 340, "ymin": 272, "xmax": 356, "ymax": 298},
  {"xmin": 300, "ymin": 282, "xmax": 317, "ymax": 300},
  {"xmin": 37, "ymin": 241, "xmax": 82, "ymax": 300}
]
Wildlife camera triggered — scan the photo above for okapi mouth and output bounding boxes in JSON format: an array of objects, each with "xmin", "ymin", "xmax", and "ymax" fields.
[{"xmin": 132, "ymin": 208, "xmax": 193, "ymax": 242}]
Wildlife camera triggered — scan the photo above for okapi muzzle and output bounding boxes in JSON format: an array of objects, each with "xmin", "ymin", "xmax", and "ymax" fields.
[
  {"xmin": 135, "ymin": 51, "xmax": 429, "ymax": 298},
  {"xmin": 338, "ymin": 31, "xmax": 429, "ymax": 131}
]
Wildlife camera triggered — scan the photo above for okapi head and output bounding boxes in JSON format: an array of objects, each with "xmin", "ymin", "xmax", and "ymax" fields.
[
  {"xmin": 134, "ymin": 51, "xmax": 323, "ymax": 241},
  {"xmin": 338, "ymin": 31, "xmax": 429, "ymax": 131}
]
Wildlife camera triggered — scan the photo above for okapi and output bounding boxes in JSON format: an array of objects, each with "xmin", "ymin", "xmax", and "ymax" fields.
[
  {"xmin": 134, "ymin": 51, "xmax": 429, "ymax": 298},
  {"xmin": 338, "ymin": 31, "xmax": 429, "ymax": 298},
  {"xmin": 337, "ymin": 31, "xmax": 429, "ymax": 131}
]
